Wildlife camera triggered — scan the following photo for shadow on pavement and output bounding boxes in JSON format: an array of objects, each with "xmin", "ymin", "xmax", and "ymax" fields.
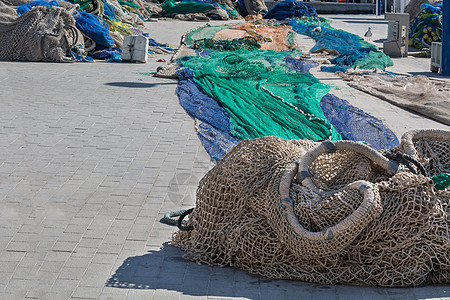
[
  {"xmin": 106, "ymin": 242, "xmax": 262, "ymax": 297},
  {"xmin": 106, "ymin": 242, "xmax": 448, "ymax": 298},
  {"xmin": 408, "ymin": 71, "xmax": 449, "ymax": 80},
  {"xmin": 105, "ymin": 82, "xmax": 177, "ymax": 88}
]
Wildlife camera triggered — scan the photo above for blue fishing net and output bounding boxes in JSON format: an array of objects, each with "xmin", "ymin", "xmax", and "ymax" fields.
[
  {"xmin": 196, "ymin": 121, "xmax": 240, "ymax": 161},
  {"xmin": 73, "ymin": 11, "xmax": 115, "ymax": 47},
  {"xmin": 90, "ymin": 47, "xmax": 122, "ymax": 61},
  {"xmin": 17, "ymin": 0, "xmax": 59, "ymax": 15},
  {"xmin": 320, "ymin": 94, "xmax": 399, "ymax": 150},
  {"xmin": 290, "ymin": 18, "xmax": 393, "ymax": 72},
  {"xmin": 285, "ymin": 56, "xmax": 319, "ymax": 73},
  {"xmin": 264, "ymin": 0, "xmax": 317, "ymax": 21},
  {"xmin": 102, "ymin": 0, "xmax": 117, "ymax": 20},
  {"xmin": 177, "ymin": 68, "xmax": 240, "ymax": 161},
  {"xmin": 237, "ymin": 0, "xmax": 248, "ymax": 16}
]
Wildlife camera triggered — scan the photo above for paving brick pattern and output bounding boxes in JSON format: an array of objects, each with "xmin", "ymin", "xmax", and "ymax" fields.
[{"xmin": 0, "ymin": 17, "xmax": 448, "ymax": 299}]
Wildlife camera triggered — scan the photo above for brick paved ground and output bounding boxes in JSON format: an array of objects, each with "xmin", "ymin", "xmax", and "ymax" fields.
[{"xmin": 0, "ymin": 17, "xmax": 449, "ymax": 299}]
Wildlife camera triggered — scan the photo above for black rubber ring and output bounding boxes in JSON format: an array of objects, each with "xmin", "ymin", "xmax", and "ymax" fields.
[{"xmin": 177, "ymin": 208, "xmax": 194, "ymax": 231}]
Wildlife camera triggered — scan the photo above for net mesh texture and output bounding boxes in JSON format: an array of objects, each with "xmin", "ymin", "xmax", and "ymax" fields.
[
  {"xmin": 177, "ymin": 22, "xmax": 399, "ymax": 160},
  {"xmin": 0, "ymin": 6, "xmax": 78, "ymax": 62},
  {"xmin": 173, "ymin": 130, "xmax": 450, "ymax": 287}
]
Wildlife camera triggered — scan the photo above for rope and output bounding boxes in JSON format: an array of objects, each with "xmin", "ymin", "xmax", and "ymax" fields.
[
  {"xmin": 431, "ymin": 173, "xmax": 450, "ymax": 190},
  {"xmin": 177, "ymin": 208, "xmax": 194, "ymax": 231},
  {"xmin": 163, "ymin": 209, "xmax": 190, "ymax": 226},
  {"xmin": 382, "ymin": 150, "xmax": 427, "ymax": 176}
]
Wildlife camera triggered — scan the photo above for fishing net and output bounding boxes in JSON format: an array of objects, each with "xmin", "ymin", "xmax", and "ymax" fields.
[
  {"xmin": 237, "ymin": 0, "xmax": 266, "ymax": 17},
  {"xmin": 0, "ymin": 6, "xmax": 80, "ymax": 62},
  {"xmin": 339, "ymin": 70, "xmax": 450, "ymax": 126},
  {"xmin": 74, "ymin": 10, "xmax": 115, "ymax": 47},
  {"xmin": 263, "ymin": 0, "xmax": 317, "ymax": 20},
  {"xmin": 216, "ymin": 22, "xmax": 296, "ymax": 51},
  {"xmin": 173, "ymin": 129, "xmax": 450, "ymax": 286},
  {"xmin": 320, "ymin": 94, "xmax": 399, "ymax": 150},
  {"xmin": 0, "ymin": 0, "xmax": 19, "ymax": 22},
  {"xmin": 184, "ymin": 21, "xmax": 297, "ymax": 51},
  {"xmin": 161, "ymin": 0, "xmax": 230, "ymax": 19},
  {"xmin": 175, "ymin": 23, "xmax": 400, "ymax": 160},
  {"xmin": 290, "ymin": 17, "xmax": 393, "ymax": 72},
  {"xmin": 178, "ymin": 49, "xmax": 341, "ymax": 141},
  {"xmin": 410, "ymin": 3, "xmax": 442, "ymax": 50},
  {"xmin": 16, "ymin": 0, "xmax": 59, "ymax": 15}
]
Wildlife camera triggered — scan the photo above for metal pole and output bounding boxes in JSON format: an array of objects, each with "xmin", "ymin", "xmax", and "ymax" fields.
[
  {"xmin": 442, "ymin": 0, "xmax": 450, "ymax": 75},
  {"xmin": 377, "ymin": 0, "xmax": 381, "ymax": 16}
]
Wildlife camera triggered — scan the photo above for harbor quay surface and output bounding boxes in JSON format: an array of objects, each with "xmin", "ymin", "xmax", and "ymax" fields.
[{"xmin": 0, "ymin": 15, "xmax": 449, "ymax": 299}]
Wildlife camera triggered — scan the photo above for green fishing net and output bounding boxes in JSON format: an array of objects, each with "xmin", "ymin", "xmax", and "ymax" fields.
[
  {"xmin": 179, "ymin": 49, "xmax": 341, "ymax": 141},
  {"xmin": 184, "ymin": 24, "xmax": 240, "ymax": 45},
  {"xmin": 193, "ymin": 36, "xmax": 261, "ymax": 51}
]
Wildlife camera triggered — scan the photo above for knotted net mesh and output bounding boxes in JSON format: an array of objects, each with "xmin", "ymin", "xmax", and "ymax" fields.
[
  {"xmin": 0, "ymin": 6, "xmax": 77, "ymax": 62},
  {"xmin": 173, "ymin": 129, "xmax": 450, "ymax": 287}
]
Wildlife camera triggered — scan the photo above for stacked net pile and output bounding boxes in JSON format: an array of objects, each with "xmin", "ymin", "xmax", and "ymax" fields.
[
  {"xmin": 263, "ymin": 0, "xmax": 317, "ymax": 20},
  {"xmin": 409, "ymin": 3, "xmax": 442, "ymax": 50},
  {"xmin": 173, "ymin": 129, "xmax": 450, "ymax": 286},
  {"xmin": 184, "ymin": 21, "xmax": 297, "ymax": 51},
  {"xmin": 289, "ymin": 17, "xmax": 393, "ymax": 73},
  {"xmin": 404, "ymin": 0, "xmax": 441, "ymax": 26},
  {"xmin": 339, "ymin": 70, "xmax": 450, "ymax": 126},
  {"xmin": 0, "ymin": 6, "xmax": 79, "ymax": 62}
]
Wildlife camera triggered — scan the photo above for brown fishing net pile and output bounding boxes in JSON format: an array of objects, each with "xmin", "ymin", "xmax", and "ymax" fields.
[
  {"xmin": 0, "ymin": 6, "xmax": 80, "ymax": 62},
  {"xmin": 213, "ymin": 23, "xmax": 296, "ymax": 51},
  {"xmin": 173, "ymin": 129, "xmax": 450, "ymax": 287},
  {"xmin": 339, "ymin": 70, "xmax": 450, "ymax": 126}
]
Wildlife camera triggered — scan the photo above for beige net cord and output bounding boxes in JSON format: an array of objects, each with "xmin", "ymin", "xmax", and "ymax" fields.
[
  {"xmin": 399, "ymin": 129, "xmax": 450, "ymax": 176},
  {"xmin": 0, "ymin": 6, "xmax": 79, "ymax": 62},
  {"xmin": 173, "ymin": 129, "xmax": 450, "ymax": 287}
]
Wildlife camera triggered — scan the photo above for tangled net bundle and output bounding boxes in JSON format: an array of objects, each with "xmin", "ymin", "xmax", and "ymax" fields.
[
  {"xmin": 0, "ymin": 6, "xmax": 79, "ymax": 62},
  {"xmin": 173, "ymin": 129, "xmax": 450, "ymax": 287}
]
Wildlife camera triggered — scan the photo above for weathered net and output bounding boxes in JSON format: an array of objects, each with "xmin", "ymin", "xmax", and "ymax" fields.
[
  {"xmin": 178, "ymin": 49, "xmax": 341, "ymax": 141},
  {"xmin": 173, "ymin": 129, "xmax": 450, "ymax": 287},
  {"xmin": 289, "ymin": 17, "xmax": 393, "ymax": 72},
  {"xmin": 339, "ymin": 70, "xmax": 450, "ymax": 126},
  {"xmin": 0, "ymin": 6, "xmax": 78, "ymax": 62}
]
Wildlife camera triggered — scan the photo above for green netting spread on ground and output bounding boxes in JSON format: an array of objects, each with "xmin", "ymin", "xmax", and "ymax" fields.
[
  {"xmin": 179, "ymin": 49, "xmax": 341, "ymax": 141},
  {"xmin": 184, "ymin": 24, "xmax": 233, "ymax": 45}
]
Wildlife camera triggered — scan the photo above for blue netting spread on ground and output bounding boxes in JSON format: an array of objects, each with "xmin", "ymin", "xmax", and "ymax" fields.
[
  {"xmin": 73, "ymin": 11, "xmax": 115, "ymax": 47},
  {"xmin": 177, "ymin": 68, "xmax": 231, "ymax": 133},
  {"xmin": 285, "ymin": 56, "xmax": 318, "ymax": 73},
  {"xmin": 176, "ymin": 65, "xmax": 399, "ymax": 160},
  {"xmin": 17, "ymin": 0, "xmax": 59, "ymax": 15},
  {"xmin": 320, "ymin": 94, "xmax": 399, "ymax": 150},
  {"xmin": 196, "ymin": 121, "xmax": 240, "ymax": 161},
  {"xmin": 177, "ymin": 68, "xmax": 240, "ymax": 161},
  {"xmin": 290, "ymin": 19, "xmax": 393, "ymax": 72},
  {"xmin": 264, "ymin": 0, "xmax": 317, "ymax": 20},
  {"xmin": 289, "ymin": 20, "xmax": 375, "ymax": 53}
]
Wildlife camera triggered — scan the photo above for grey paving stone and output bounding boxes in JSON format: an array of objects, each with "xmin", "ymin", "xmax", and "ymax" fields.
[{"xmin": 71, "ymin": 286, "xmax": 103, "ymax": 299}]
